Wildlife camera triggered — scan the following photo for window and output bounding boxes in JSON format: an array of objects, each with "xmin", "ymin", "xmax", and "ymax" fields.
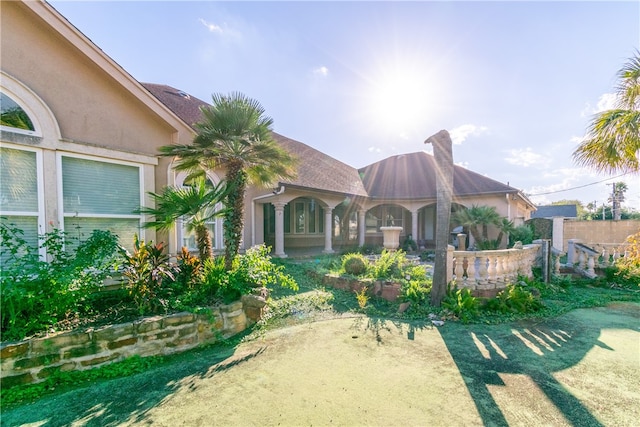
[
  {"xmin": 365, "ymin": 205, "xmax": 404, "ymax": 233},
  {"xmin": 179, "ymin": 178, "xmax": 220, "ymax": 251},
  {"xmin": 289, "ymin": 199, "xmax": 324, "ymax": 235},
  {"xmin": 0, "ymin": 93, "xmax": 35, "ymax": 134},
  {"xmin": 0, "ymin": 146, "xmax": 43, "ymax": 261},
  {"xmin": 60, "ymin": 155, "xmax": 141, "ymax": 250}
]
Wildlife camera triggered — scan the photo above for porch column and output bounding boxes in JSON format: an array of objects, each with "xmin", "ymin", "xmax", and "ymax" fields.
[
  {"xmin": 323, "ymin": 207, "xmax": 334, "ymax": 254},
  {"xmin": 358, "ymin": 209, "xmax": 366, "ymax": 247},
  {"xmin": 273, "ymin": 201, "xmax": 287, "ymax": 258},
  {"xmin": 411, "ymin": 209, "xmax": 418, "ymax": 242}
]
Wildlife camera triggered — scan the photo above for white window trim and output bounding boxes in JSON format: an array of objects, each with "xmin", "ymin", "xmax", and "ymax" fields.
[
  {"xmin": 174, "ymin": 170, "xmax": 224, "ymax": 251},
  {"xmin": 56, "ymin": 151, "xmax": 144, "ymax": 240},
  {"xmin": 0, "ymin": 142, "xmax": 46, "ymax": 258}
]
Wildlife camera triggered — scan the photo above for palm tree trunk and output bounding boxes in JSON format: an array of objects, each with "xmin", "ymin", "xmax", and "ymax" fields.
[
  {"xmin": 194, "ymin": 223, "xmax": 213, "ymax": 262},
  {"xmin": 223, "ymin": 161, "xmax": 247, "ymax": 270},
  {"xmin": 425, "ymin": 130, "xmax": 454, "ymax": 307}
]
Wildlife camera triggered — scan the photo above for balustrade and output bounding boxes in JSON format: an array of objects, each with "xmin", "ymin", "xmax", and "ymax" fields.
[{"xmin": 449, "ymin": 244, "xmax": 541, "ymax": 292}]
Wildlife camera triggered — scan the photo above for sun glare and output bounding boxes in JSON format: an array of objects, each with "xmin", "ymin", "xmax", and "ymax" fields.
[{"xmin": 367, "ymin": 65, "xmax": 434, "ymax": 133}]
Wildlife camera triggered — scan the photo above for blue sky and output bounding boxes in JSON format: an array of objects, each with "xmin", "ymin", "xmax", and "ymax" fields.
[{"xmin": 50, "ymin": 0, "xmax": 640, "ymax": 210}]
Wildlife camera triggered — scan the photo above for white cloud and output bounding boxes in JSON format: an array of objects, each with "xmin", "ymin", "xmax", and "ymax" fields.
[
  {"xmin": 504, "ymin": 148, "xmax": 552, "ymax": 168},
  {"xmin": 581, "ymin": 92, "xmax": 617, "ymax": 117},
  {"xmin": 368, "ymin": 146, "xmax": 382, "ymax": 153},
  {"xmin": 313, "ymin": 66, "xmax": 329, "ymax": 77},
  {"xmin": 199, "ymin": 18, "xmax": 224, "ymax": 34},
  {"xmin": 449, "ymin": 124, "xmax": 488, "ymax": 145}
]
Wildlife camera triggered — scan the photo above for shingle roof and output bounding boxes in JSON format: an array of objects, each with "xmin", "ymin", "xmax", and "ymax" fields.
[
  {"xmin": 359, "ymin": 151, "xmax": 518, "ymax": 200},
  {"xmin": 530, "ymin": 205, "xmax": 578, "ymax": 218},
  {"xmin": 271, "ymin": 132, "xmax": 368, "ymax": 196},
  {"xmin": 141, "ymin": 83, "xmax": 368, "ymax": 197},
  {"xmin": 141, "ymin": 83, "xmax": 209, "ymax": 128}
]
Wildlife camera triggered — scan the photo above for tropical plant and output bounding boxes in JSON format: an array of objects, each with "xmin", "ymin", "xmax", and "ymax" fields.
[
  {"xmin": 136, "ymin": 176, "xmax": 228, "ymax": 262},
  {"xmin": 441, "ymin": 286, "xmax": 479, "ymax": 323},
  {"xmin": 573, "ymin": 50, "xmax": 640, "ymax": 174},
  {"xmin": 159, "ymin": 92, "xmax": 297, "ymax": 270},
  {"xmin": 118, "ymin": 235, "xmax": 175, "ymax": 314},
  {"xmin": 509, "ymin": 224, "xmax": 535, "ymax": 246},
  {"xmin": 452, "ymin": 205, "xmax": 508, "ymax": 248}
]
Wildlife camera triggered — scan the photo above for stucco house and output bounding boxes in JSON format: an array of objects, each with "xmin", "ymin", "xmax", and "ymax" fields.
[{"xmin": 1, "ymin": 1, "xmax": 535, "ymax": 262}]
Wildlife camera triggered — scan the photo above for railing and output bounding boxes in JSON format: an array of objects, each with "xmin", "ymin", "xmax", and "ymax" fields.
[
  {"xmin": 446, "ymin": 243, "xmax": 541, "ymax": 292},
  {"xmin": 566, "ymin": 239, "xmax": 629, "ymax": 278}
]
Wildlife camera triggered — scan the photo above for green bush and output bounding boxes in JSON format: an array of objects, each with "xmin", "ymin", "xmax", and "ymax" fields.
[
  {"xmin": 442, "ymin": 286, "xmax": 479, "ymax": 323},
  {"xmin": 509, "ymin": 224, "xmax": 534, "ymax": 246},
  {"xmin": 484, "ymin": 283, "xmax": 543, "ymax": 314},
  {"xmin": 370, "ymin": 250, "xmax": 406, "ymax": 280},
  {"xmin": 118, "ymin": 235, "xmax": 175, "ymax": 315},
  {"xmin": 400, "ymin": 279, "xmax": 431, "ymax": 305},
  {"xmin": 341, "ymin": 253, "xmax": 369, "ymax": 276},
  {"xmin": 1, "ymin": 223, "xmax": 120, "ymax": 341}
]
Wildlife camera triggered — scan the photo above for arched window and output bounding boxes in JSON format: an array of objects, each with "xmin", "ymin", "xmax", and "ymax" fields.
[
  {"xmin": 0, "ymin": 92, "xmax": 35, "ymax": 133},
  {"xmin": 174, "ymin": 172, "xmax": 224, "ymax": 252}
]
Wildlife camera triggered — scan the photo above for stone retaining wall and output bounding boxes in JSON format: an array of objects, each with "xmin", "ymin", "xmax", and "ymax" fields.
[{"xmin": 0, "ymin": 299, "xmax": 262, "ymax": 389}]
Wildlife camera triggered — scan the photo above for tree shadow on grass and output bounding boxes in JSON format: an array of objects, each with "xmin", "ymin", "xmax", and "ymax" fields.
[
  {"xmin": 438, "ymin": 305, "xmax": 638, "ymax": 427},
  {"xmin": 0, "ymin": 331, "xmax": 265, "ymax": 427}
]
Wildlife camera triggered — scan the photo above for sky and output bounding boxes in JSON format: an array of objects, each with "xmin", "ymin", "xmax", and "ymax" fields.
[{"xmin": 50, "ymin": 0, "xmax": 640, "ymax": 211}]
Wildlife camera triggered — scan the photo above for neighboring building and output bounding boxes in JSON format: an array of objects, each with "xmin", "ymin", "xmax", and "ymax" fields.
[
  {"xmin": 1, "ymin": 1, "xmax": 536, "ymax": 262},
  {"xmin": 530, "ymin": 205, "xmax": 578, "ymax": 219}
]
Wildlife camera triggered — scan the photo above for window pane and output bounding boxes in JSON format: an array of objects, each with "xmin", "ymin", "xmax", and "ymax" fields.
[
  {"xmin": 0, "ymin": 215, "xmax": 38, "ymax": 267},
  {"xmin": 64, "ymin": 217, "xmax": 140, "ymax": 252},
  {"xmin": 284, "ymin": 204, "xmax": 291, "ymax": 234},
  {"xmin": 62, "ymin": 157, "xmax": 139, "ymax": 215},
  {"xmin": 0, "ymin": 147, "xmax": 38, "ymax": 212},
  {"xmin": 295, "ymin": 202, "xmax": 305, "ymax": 233},
  {"xmin": 308, "ymin": 200, "xmax": 316, "ymax": 233},
  {"xmin": 0, "ymin": 93, "xmax": 35, "ymax": 131},
  {"xmin": 319, "ymin": 207, "xmax": 324, "ymax": 233},
  {"xmin": 182, "ymin": 221, "xmax": 216, "ymax": 251}
]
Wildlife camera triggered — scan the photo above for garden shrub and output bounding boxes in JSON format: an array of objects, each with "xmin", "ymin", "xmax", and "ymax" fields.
[
  {"xmin": 442, "ymin": 286, "xmax": 479, "ymax": 323},
  {"xmin": 341, "ymin": 253, "xmax": 369, "ymax": 276},
  {"xmin": 370, "ymin": 250, "xmax": 405, "ymax": 280},
  {"xmin": 484, "ymin": 282, "xmax": 544, "ymax": 314},
  {"xmin": 509, "ymin": 224, "xmax": 534, "ymax": 246},
  {"xmin": 1, "ymin": 223, "xmax": 121, "ymax": 341},
  {"xmin": 607, "ymin": 231, "xmax": 640, "ymax": 288},
  {"xmin": 400, "ymin": 279, "xmax": 431, "ymax": 305},
  {"xmin": 118, "ymin": 235, "xmax": 175, "ymax": 315}
]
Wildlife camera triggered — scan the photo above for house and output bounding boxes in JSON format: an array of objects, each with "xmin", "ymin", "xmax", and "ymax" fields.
[
  {"xmin": 530, "ymin": 205, "xmax": 578, "ymax": 219},
  {"xmin": 1, "ymin": 1, "xmax": 536, "ymax": 262}
]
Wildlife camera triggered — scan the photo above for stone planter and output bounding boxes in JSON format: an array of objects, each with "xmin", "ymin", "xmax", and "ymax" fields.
[{"xmin": 380, "ymin": 226, "xmax": 403, "ymax": 250}]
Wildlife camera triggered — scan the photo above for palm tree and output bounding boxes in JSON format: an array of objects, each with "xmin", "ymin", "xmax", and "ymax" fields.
[
  {"xmin": 573, "ymin": 51, "xmax": 640, "ymax": 174},
  {"xmin": 159, "ymin": 92, "xmax": 297, "ymax": 270},
  {"xmin": 452, "ymin": 205, "xmax": 502, "ymax": 245},
  {"xmin": 136, "ymin": 177, "xmax": 229, "ymax": 262}
]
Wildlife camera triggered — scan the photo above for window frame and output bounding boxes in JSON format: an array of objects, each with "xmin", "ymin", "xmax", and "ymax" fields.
[
  {"xmin": 0, "ymin": 143, "xmax": 46, "ymax": 258},
  {"xmin": 56, "ymin": 152, "xmax": 144, "ymax": 241}
]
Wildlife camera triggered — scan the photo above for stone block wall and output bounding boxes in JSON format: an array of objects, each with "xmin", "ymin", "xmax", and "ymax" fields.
[{"xmin": 0, "ymin": 301, "xmax": 250, "ymax": 389}]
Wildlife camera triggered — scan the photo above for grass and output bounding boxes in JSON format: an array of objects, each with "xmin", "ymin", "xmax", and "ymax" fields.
[{"xmin": 2, "ymin": 256, "xmax": 638, "ymax": 409}]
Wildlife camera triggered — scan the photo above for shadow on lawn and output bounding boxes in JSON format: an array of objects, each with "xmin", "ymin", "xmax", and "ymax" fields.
[
  {"xmin": 0, "ymin": 330, "xmax": 264, "ymax": 427},
  {"xmin": 438, "ymin": 310, "xmax": 627, "ymax": 427}
]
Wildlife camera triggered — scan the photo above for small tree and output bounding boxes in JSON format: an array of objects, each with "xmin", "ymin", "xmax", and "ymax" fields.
[{"xmin": 136, "ymin": 176, "xmax": 229, "ymax": 262}]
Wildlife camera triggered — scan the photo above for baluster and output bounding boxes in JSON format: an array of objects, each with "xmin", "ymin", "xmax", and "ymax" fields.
[
  {"xmin": 466, "ymin": 254, "xmax": 476, "ymax": 290},
  {"xmin": 553, "ymin": 253, "xmax": 561, "ymax": 275},
  {"xmin": 454, "ymin": 255, "xmax": 465, "ymax": 288},
  {"xmin": 494, "ymin": 253, "xmax": 504, "ymax": 286},
  {"xmin": 486, "ymin": 254, "xmax": 497, "ymax": 286},
  {"xmin": 477, "ymin": 255, "xmax": 488, "ymax": 286},
  {"xmin": 587, "ymin": 254, "xmax": 596, "ymax": 277}
]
